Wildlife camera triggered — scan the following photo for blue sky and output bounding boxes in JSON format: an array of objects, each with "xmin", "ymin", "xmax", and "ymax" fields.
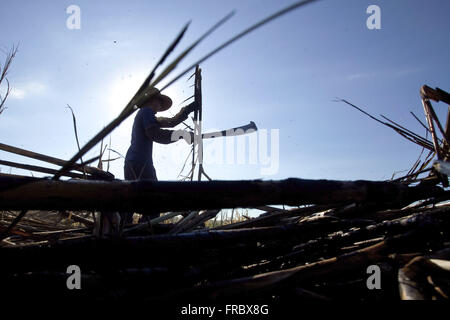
[{"xmin": 0, "ymin": 0, "xmax": 449, "ymax": 182}]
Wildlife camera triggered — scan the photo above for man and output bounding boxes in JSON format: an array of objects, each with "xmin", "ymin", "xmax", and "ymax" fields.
[{"xmin": 122, "ymin": 87, "xmax": 197, "ymax": 224}]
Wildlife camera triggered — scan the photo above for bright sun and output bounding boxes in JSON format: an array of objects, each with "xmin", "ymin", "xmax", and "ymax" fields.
[{"xmin": 106, "ymin": 71, "xmax": 188, "ymax": 119}]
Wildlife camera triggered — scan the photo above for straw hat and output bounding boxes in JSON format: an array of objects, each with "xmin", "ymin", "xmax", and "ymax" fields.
[{"xmin": 145, "ymin": 87, "xmax": 172, "ymax": 112}]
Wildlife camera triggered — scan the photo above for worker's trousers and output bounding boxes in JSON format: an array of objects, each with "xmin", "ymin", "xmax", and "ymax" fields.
[{"xmin": 122, "ymin": 159, "xmax": 159, "ymax": 225}]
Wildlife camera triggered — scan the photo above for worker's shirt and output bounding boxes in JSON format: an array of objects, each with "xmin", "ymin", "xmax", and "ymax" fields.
[
  {"xmin": 125, "ymin": 107, "xmax": 157, "ymax": 167},
  {"xmin": 124, "ymin": 104, "xmax": 192, "ymax": 180}
]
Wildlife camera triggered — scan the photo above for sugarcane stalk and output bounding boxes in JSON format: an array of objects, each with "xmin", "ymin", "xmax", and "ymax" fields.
[
  {"xmin": 174, "ymin": 210, "xmax": 220, "ymax": 234},
  {"xmin": 213, "ymin": 205, "xmax": 333, "ymax": 230},
  {"xmin": 195, "ymin": 66, "xmax": 206, "ymax": 181},
  {"xmin": 169, "ymin": 211, "xmax": 198, "ymax": 234},
  {"xmin": 422, "ymin": 97, "xmax": 449, "ymax": 186},
  {"xmin": 0, "ymin": 142, "xmax": 112, "ymax": 180},
  {"xmin": 0, "ymin": 159, "xmax": 87, "ymax": 179},
  {"xmin": 422, "ymin": 99, "xmax": 443, "ymax": 159},
  {"xmin": 0, "ymin": 176, "xmax": 443, "ymax": 212},
  {"xmin": 399, "ymin": 247, "xmax": 450, "ymax": 300}
]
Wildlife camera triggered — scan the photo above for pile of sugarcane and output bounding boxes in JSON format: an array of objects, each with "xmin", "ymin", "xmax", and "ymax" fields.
[{"xmin": 0, "ymin": 175, "xmax": 449, "ymax": 302}]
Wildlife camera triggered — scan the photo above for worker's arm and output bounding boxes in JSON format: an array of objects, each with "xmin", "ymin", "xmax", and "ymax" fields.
[
  {"xmin": 156, "ymin": 101, "xmax": 198, "ymax": 128},
  {"xmin": 145, "ymin": 126, "xmax": 193, "ymax": 145}
]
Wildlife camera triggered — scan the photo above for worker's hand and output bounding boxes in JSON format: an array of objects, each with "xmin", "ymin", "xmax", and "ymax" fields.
[
  {"xmin": 177, "ymin": 102, "xmax": 199, "ymax": 122},
  {"xmin": 184, "ymin": 101, "xmax": 199, "ymax": 114}
]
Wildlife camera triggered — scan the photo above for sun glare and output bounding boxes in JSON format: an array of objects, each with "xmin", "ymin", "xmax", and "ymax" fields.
[
  {"xmin": 106, "ymin": 72, "xmax": 145, "ymax": 117},
  {"xmin": 106, "ymin": 71, "xmax": 188, "ymax": 119}
]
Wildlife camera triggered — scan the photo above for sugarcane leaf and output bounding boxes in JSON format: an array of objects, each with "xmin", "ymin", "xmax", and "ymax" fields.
[
  {"xmin": 160, "ymin": 0, "xmax": 320, "ymax": 92},
  {"xmin": 150, "ymin": 10, "xmax": 235, "ymax": 87}
]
